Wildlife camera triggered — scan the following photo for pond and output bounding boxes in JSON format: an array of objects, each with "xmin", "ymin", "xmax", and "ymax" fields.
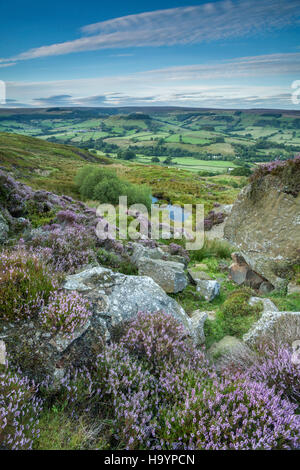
[{"xmin": 151, "ymin": 197, "xmax": 191, "ymax": 223}]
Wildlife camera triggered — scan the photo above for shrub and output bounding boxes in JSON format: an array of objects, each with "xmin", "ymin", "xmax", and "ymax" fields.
[
  {"xmin": 28, "ymin": 223, "xmax": 96, "ymax": 273},
  {"xmin": 75, "ymin": 166, "xmax": 117, "ymax": 200},
  {"xmin": 204, "ymin": 288, "xmax": 262, "ymax": 343},
  {"xmin": 247, "ymin": 345, "xmax": 300, "ymax": 404},
  {"xmin": 39, "ymin": 291, "xmax": 91, "ymax": 337},
  {"xmin": 155, "ymin": 377, "xmax": 300, "ymax": 450},
  {"xmin": 0, "ymin": 369, "xmax": 43, "ymax": 449},
  {"xmin": 0, "ymin": 249, "xmax": 55, "ymax": 322},
  {"xmin": 120, "ymin": 312, "xmax": 194, "ymax": 370},
  {"xmin": 93, "ymin": 177, "xmax": 128, "ymax": 205}
]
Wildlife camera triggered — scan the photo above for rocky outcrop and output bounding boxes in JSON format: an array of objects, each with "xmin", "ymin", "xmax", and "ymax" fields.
[
  {"xmin": 243, "ymin": 297, "xmax": 300, "ymax": 348},
  {"xmin": 2, "ymin": 265, "xmax": 193, "ymax": 383},
  {"xmin": 137, "ymin": 257, "xmax": 187, "ymax": 293},
  {"xmin": 224, "ymin": 170, "xmax": 300, "ymax": 289}
]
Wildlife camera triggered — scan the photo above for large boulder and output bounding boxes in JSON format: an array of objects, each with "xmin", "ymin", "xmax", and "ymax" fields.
[
  {"xmin": 190, "ymin": 310, "xmax": 208, "ymax": 345},
  {"xmin": 63, "ymin": 265, "xmax": 191, "ymax": 330},
  {"xmin": 137, "ymin": 257, "xmax": 188, "ymax": 293},
  {"xmin": 2, "ymin": 266, "xmax": 193, "ymax": 383},
  {"xmin": 244, "ymin": 297, "xmax": 300, "ymax": 348},
  {"xmin": 224, "ymin": 172, "xmax": 300, "ymax": 289}
]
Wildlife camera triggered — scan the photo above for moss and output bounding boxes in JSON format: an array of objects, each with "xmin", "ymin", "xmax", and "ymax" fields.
[{"xmin": 204, "ymin": 288, "xmax": 263, "ymax": 347}]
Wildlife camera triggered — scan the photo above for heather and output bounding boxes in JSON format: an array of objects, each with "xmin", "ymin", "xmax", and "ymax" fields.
[
  {"xmin": 0, "ymin": 368, "xmax": 43, "ymax": 450},
  {"xmin": 0, "ymin": 249, "xmax": 56, "ymax": 322},
  {"xmin": 250, "ymin": 154, "xmax": 300, "ymax": 197},
  {"xmin": 39, "ymin": 291, "xmax": 92, "ymax": 337},
  {"xmin": 35, "ymin": 313, "xmax": 299, "ymax": 450}
]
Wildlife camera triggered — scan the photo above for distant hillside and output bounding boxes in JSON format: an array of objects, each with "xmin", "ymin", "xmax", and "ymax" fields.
[
  {"xmin": 1, "ymin": 107, "xmax": 300, "ymax": 164},
  {"xmin": 0, "ymin": 132, "xmax": 110, "ymax": 197}
]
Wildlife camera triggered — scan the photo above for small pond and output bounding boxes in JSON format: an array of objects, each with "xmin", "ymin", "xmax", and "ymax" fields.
[{"xmin": 151, "ymin": 197, "xmax": 191, "ymax": 223}]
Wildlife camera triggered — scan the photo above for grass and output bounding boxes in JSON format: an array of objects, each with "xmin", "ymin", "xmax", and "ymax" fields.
[{"xmin": 0, "ymin": 132, "xmax": 111, "ymax": 197}]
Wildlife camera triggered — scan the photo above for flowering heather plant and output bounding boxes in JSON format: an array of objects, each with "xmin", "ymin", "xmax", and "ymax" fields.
[
  {"xmin": 120, "ymin": 311, "xmax": 194, "ymax": 369},
  {"xmin": 28, "ymin": 223, "xmax": 96, "ymax": 273},
  {"xmin": 0, "ymin": 368, "xmax": 43, "ymax": 450},
  {"xmin": 39, "ymin": 291, "xmax": 91, "ymax": 337},
  {"xmin": 250, "ymin": 154, "xmax": 300, "ymax": 197},
  {"xmin": 246, "ymin": 345, "xmax": 300, "ymax": 404},
  {"xmin": 155, "ymin": 377, "xmax": 300, "ymax": 450},
  {"xmin": 56, "ymin": 210, "xmax": 78, "ymax": 225},
  {"xmin": 0, "ymin": 249, "xmax": 56, "ymax": 322}
]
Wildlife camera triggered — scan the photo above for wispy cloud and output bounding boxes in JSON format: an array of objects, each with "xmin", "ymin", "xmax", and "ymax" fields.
[
  {"xmin": 4, "ymin": 51, "xmax": 299, "ymax": 109},
  {"xmin": 1, "ymin": 0, "xmax": 299, "ymax": 65}
]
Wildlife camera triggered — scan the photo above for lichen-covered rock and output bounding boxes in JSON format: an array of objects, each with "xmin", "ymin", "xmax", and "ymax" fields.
[
  {"xmin": 63, "ymin": 265, "xmax": 192, "ymax": 333},
  {"xmin": 196, "ymin": 280, "xmax": 220, "ymax": 301},
  {"xmin": 208, "ymin": 336, "xmax": 256, "ymax": 371},
  {"xmin": 0, "ymin": 212, "xmax": 9, "ymax": 243},
  {"xmin": 137, "ymin": 257, "xmax": 188, "ymax": 293},
  {"xmin": 188, "ymin": 268, "xmax": 212, "ymax": 283},
  {"xmin": 190, "ymin": 310, "xmax": 208, "ymax": 345},
  {"xmin": 244, "ymin": 297, "xmax": 300, "ymax": 348},
  {"xmin": 224, "ymin": 171, "xmax": 300, "ymax": 289}
]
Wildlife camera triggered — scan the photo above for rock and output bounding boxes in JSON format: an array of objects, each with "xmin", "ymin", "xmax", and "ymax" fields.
[
  {"xmin": 224, "ymin": 175, "xmax": 300, "ymax": 289},
  {"xmin": 229, "ymin": 252, "xmax": 273, "ymax": 290},
  {"xmin": 196, "ymin": 280, "xmax": 220, "ymax": 301},
  {"xmin": 188, "ymin": 268, "xmax": 212, "ymax": 283},
  {"xmin": 137, "ymin": 257, "xmax": 188, "ymax": 293},
  {"xmin": 2, "ymin": 266, "xmax": 193, "ymax": 383},
  {"xmin": 190, "ymin": 310, "xmax": 208, "ymax": 345},
  {"xmin": 248, "ymin": 296, "xmax": 278, "ymax": 313},
  {"xmin": 0, "ymin": 340, "xmax": 6, "ymax": 365},
  {"xmin": 258, "ymin": 281, "xmax": 274, "ymax": 294},
  {"xmin": 63, "ymin": 266, "xmax": 192, "ymax": 332},
  {"xmin": 244, "ymin": 307, "xmax": 300, "ymax": 348},
  {"xmin": 127, "ymin": 242, "xmax": 188, "ymax": 267},
  {"xmin": 208, "ymin": 336, "xmax": 256, "ymax": 371},
  {"xmin": 0, "ymin": 212, "xmax": 9, "ymax": 243},
  {"xmin": 288, "ymin": 282, "xmax": 300, "ymax": 295}
]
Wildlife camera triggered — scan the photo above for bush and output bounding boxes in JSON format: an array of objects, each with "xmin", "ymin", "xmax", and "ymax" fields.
[
  {"xmin": 247, "ymin": 345, "xmax": 300, "ymax": 404},
  {"xmin": 156, "ymin": 377, "xmax": 300, "ymax": 450},
  {"xmin": 120, "ymin": 311, "xmax": 194, "ymax": 370},
  {"xmin": 39, "ymin": 291, "xmax": 91, "ymax": 337},
  {"xmin": 0, "ymin": 369, "xmax": 43, "ymax": 449},
  {"xmin": 28, "ymin": 223, "xmax": 96, "ymax": 273},
  {"xmin": 204, "ymin": 288, "xmax": 262, "ymax": 342},
  {"xmin": 0, "ymin": 249, "xmax": 55, "ymax": 321},
  {"xmin": 75, "ymin": 166, "xmax": 152, "ymax": 209}
]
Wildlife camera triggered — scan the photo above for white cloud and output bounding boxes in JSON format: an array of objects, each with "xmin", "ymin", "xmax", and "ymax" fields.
[{"xmin": 0, "ymin": 0, "xmax": 299, "ymax": 65}]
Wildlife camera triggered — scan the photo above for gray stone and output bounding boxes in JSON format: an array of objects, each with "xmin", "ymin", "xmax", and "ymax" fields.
[
  {"xmin": 137, "ymin": 257, "xmax": 187, "ymax": 293},
  {"xmin": 188, "ymin": 268, "xmax": 212, "ymax": 283},
  {"xmin": 244, "ymin": 309, "xmax": 300, "ymax": 348},
  {"xmin": 196, "ymin": 280, "xmax": 220, "ymax": 301},
  {"xmin": 248, "ymin": 296, "xmax": 278, "ymax": 313},
  {"xmin": 224, "ymin": 178, "xmax": 300, "ymax": 289},
  {"xmin": 209, "ymin": 336, "xmax": 256, "ymax": 371},
  {"xmin": 64, "ymin": 266, "xmax": 192, "ymax": 334},
  {"xmin": 0, "ymin": 212, "xmax": 9, "ymax": 243},
  {"xmin": 190, "ymin": 310, "xmax": 208, "ymax": 345},
  {"xmin": 288, "ymin": 282, "xmax": 300, "ymax": 295}
]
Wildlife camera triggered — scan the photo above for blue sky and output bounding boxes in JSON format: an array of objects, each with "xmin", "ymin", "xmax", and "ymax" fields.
[{"xmin": 1, "ymin": 0, "xmax": 300, "ymax": 108}]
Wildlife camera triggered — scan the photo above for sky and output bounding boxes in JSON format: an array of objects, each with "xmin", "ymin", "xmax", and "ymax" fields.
[{"xmin": 0, "ymin": 0, "xmax": 300, "ymax": 109}]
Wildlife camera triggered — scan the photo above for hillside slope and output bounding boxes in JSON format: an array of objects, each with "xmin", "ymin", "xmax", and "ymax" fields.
[{"xmin": 0, "ymin": 132, "xmax": 110, "ymax": 196}]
